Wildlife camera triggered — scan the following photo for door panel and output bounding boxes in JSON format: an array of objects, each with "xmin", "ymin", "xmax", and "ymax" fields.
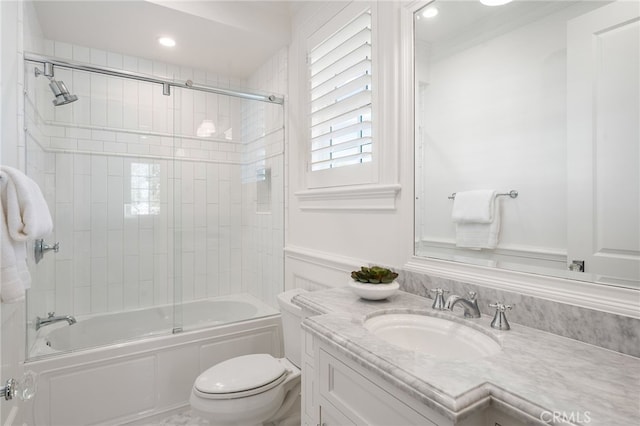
[{"xmin": 567, "ymin": 1, "xmax": 640, "ymax": 286}]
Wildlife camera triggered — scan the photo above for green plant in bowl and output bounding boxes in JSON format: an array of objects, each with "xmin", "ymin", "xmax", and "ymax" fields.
[{"xmin": 351, "ymin": 266, "xmax": 398, "ymax": 284}]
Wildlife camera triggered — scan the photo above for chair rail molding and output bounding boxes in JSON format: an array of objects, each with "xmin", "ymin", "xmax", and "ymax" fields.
[{"xmin": 285, "ymin": 245, "xmax": 368, "ymax": 272}]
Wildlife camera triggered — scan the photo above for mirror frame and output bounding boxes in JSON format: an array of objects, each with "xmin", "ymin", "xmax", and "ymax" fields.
[{"xmin": 399, "ymin": 0, "xmax": 638, "ymax": 319}]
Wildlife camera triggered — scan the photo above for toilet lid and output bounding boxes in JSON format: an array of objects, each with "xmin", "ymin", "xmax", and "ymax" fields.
[{"xmin": 195, "ymin": 354, "xmax": 286, "ymax": 395}]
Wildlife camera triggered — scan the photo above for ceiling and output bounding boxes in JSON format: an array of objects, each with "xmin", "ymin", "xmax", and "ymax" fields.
[
  {"xmin": 33, "ymin": 0, "xmax": 293, "ymax": 79},
  {"xmin": 415, "ymin": 0, "xmax": 572, "ymax": 44},
  {"xmin": 414, "ymin": 0, "xmax": 609, "ymax": 61}
]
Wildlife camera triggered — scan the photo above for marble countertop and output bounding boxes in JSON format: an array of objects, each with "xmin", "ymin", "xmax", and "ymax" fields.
[{"xmin": 294, "ymin": 288, "xmax": 640, "ymax": 425}]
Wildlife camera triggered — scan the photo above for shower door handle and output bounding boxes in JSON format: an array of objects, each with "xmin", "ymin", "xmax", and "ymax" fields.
[
  {"xmin": 1, "ymin": 372, "xmax": 37, "ymax": 401},
  {"xmin": 34, "ymin": 239, "xmax": 59, "ymax": 264}
]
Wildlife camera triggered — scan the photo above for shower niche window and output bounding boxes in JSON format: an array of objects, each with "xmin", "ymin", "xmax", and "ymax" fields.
[
  {"xmin": 256, "ymin": 167, "xmax": 272, "ymax": 214},
  {"xmin": 127, "ymin": 162, "xmax": 161, "ymax": 216}
]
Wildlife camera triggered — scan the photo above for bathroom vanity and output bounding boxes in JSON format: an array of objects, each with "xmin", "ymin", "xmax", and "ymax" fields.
[{"xmin": 293, "ymin": 288, "xmax": 639, "ymax": 426}]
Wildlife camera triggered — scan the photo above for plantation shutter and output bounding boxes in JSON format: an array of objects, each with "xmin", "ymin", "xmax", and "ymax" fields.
[{"xmin": 309, "ymin": 10, "xmax": 372, "ymax": 172}]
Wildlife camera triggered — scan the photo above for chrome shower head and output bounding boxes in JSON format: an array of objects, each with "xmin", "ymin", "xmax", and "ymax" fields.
[
  {"xmin": 48, "ymin": 80, "xmax": 78, "ymax": 106},
  {"xmin": 35, "ymin": 64, "xmax": 78, "ymax": 106}
]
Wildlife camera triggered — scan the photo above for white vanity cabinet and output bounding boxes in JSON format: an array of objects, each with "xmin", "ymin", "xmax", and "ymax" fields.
[
  {"xmin": 302, "ymin": 327, "xmax": 529, "ymax": 426},
  {"xmin": 302, "ymin": 327, "xmax": 465, "ymax": 426},
  {"xmin": 316, "ymin": 346, "xmax": 442, "ymax": 426}
]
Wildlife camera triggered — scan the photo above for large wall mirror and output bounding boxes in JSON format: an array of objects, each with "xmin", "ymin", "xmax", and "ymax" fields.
[{"xmin": 413, "ymin": 0, "xmax": 639, "ymax": 289}]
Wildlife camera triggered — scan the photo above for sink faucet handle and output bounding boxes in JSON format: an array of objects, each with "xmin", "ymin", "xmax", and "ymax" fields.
[
  {"xmin": 429, "ymin": 288, "xmax": 449, "ymax": 310},
  {"xmin": 47, "ymin": 312, "xmax": 55, "ymax": 318},
  {"xmin": 467, "ymin": 291, "xmax": 477, "ymax": 301},
  {"xmin": 488, "ymin": 302, "xmax": 512, "ymax": 312},
  {"xmin": 489, "ymin": 302, "xmax": 513, "ymax": 330}
]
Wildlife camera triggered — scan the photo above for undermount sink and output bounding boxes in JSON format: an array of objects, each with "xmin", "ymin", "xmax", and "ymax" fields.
[{"xmin": 364, "ymin": 313, "xmax": 501, "ymax": 360}]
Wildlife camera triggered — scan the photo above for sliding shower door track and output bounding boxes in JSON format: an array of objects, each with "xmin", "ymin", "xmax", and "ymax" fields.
[{"xmin": 24, "ymin": 52, "xmax": 284, "ymax": 105}]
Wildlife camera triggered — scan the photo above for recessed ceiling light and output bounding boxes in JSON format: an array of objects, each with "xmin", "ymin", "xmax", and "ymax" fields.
[
  {"xmin": 422, "ymin": 7, "xmax": 439, "ymax": 18},
  {"xmin": 479, "ymin": 0, "xmax": 513, "ymax": 6},
  {"xmin": 158, "ymin": 37, "xmax": 176, "ymax": 47}
]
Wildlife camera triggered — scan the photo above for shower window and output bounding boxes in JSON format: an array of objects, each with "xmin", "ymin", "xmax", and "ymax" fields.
[{"xmin": 128, "ymin": 162, "xmax": 160, "ymax": 216}]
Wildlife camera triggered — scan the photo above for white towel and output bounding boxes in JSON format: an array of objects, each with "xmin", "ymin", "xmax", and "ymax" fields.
[
  {"xmin": 0, "ymin": 166, "xmax": 53, "ymax": 303},
  {"xmin": 451, "ymin": 190, "xmax": 497, "ymax": 223},
  {"xmin": 452, "ymin": 190, "xmax": 501, "ymax": 249}
]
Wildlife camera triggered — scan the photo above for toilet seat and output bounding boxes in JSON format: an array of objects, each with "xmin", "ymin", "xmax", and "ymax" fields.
[{"xmin": 194, "ymin": 354, "xmax": 288, "ymax": 400}]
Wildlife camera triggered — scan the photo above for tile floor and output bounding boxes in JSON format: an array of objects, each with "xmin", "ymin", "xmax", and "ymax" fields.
[{"xmin": 152, "ymin": 410, "xmax": 209, "ymax": 426}]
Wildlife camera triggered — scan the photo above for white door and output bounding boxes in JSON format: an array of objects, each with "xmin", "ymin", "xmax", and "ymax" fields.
[{"xmin": 567, "ymin": 1, "xmax": 640, "ymax": 287}]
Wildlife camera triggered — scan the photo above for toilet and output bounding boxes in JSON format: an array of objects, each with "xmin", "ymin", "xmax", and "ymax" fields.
[{"xmin": 190, "ymin": 289, "xmax": 306, "ymax": 426}]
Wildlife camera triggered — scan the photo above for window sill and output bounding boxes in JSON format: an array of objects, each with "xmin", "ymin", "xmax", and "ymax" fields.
[{"xmin": 294, "ymin": 184, "xmax": 401, "ymax": 211}]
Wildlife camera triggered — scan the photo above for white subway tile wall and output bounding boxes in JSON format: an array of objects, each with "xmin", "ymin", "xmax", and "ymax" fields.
[{"xmin": 24, "ymin": 41, "xmax": 287, "ymax": 324}]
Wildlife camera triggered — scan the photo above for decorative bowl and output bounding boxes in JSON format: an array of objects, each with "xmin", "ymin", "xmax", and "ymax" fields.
[{"xmin": 348, "ymin": 280, "xmax": 399, "ymax": 300}]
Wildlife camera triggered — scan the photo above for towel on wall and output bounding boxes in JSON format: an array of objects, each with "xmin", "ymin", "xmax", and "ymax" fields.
[
  {"xmin": 1, "ymin": 166, "xmax": 53, "ymax": 303},
  {"xmin": 451, "ymin": 190, "xmax": 501, "ymax": 249}
]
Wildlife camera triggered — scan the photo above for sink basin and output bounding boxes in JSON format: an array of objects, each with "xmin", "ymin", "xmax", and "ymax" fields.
[{"xmin": 364, "ymin": 314, "xmax": 501, "ymax": 360}]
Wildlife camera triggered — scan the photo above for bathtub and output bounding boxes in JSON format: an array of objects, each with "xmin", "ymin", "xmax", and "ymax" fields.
[
  {"xmin": 25, "ymin": 294, "xmax": 283, "ymax": 426},
  {"xmin": 30, "ymin": 294, "xmax": 276, "ymax": 356}
]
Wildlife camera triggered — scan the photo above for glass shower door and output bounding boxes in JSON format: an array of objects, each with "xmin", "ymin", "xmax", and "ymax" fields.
[{"xmin": 23, "ymin": 61, "xmax": 181, "ymax": 358}]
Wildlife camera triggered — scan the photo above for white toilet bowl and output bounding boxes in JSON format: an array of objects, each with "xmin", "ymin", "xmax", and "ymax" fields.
[
  {"xmin": 189, "ymin": 289, "xmax": 306, "ymax": 426},
  {"xmin": 190, "ymin": 354, "xmax": 300, "ymax": 426}
]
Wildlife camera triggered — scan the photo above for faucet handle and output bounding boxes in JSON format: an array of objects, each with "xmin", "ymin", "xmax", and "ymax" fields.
[
  {"xmin": 429, "ymin": 288, "xmax": 449, "ymax": 310},
  {"xmin": 489, "ymin": 302, "xmax": 513, "ymax": 330},
  {"xmin": 47, "ymin": 312, "xmax": 55, "ymax": 318},
  {"xmin": 489, "ymin": 302, "xmax": 512, "ymax": 311},
  {"xmin": 467, "ymin": 291, "xmax": 477, "ymax": 301}
]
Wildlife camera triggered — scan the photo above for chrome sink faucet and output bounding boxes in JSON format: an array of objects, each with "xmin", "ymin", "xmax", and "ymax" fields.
[
  {"xmin": 429, "ymin": 288, "xmax": 449, "ymax": 310},
  {"xmin": 35, "ymin": 312, "xmax": 77, "ymax": 331},
  {"xmin": 444, "ymin": 291, "xmax": 482, "ymax": 318}
]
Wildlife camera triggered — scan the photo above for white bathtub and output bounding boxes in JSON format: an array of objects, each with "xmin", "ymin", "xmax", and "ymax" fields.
[
  {"xmin": 25, "ymin": 294, "xmax": 283, "ymax": 426},
  {"xmin": 30, "ymin": 294, "xmax": 275, "ymax": 356}
]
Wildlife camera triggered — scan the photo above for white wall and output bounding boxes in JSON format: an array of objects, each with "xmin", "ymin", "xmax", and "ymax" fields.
[{"xmin": 285, "ymin": 1, "xmax": 410, "ymax": 290}]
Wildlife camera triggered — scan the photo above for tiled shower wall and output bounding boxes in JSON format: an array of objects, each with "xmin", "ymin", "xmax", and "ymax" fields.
[
  {"xmin": 25, "ymin": 40, "xmax": 286, "ymax": 320},
  {"xmin": 241, "ymin": 47, "xmax": 287, "ymax": 310}
]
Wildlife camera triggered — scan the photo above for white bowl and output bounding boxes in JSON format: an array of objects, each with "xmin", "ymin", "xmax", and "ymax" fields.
[{"xmin": 348, "ymin": 280, "xmax": 399, "ymax": 300}]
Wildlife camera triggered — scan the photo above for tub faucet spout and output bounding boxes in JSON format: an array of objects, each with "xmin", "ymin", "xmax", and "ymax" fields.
[
  {"xmin": 444, "ymin": 292, "xmax": 482, "ymax": 318},
  {"xmin": 35, "ymin": 312, "xmax": 77, "ymax": 330}
]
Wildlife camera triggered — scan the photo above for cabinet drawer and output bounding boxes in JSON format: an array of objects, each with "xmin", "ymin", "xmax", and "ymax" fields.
[{"xmin": 318, "ymin": 349, "xmax": 437, "ymax": 426}]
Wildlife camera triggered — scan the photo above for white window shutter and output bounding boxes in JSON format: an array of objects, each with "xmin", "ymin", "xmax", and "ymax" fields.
[{"xmin": 309, "ymin": 9, "xmax": 372, "ymax": 172}]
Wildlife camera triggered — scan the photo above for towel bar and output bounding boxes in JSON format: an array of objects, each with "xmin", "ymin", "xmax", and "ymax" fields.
[{"xmin": 448, "ymin": 190, "xmax": 518, "ymax": 200}]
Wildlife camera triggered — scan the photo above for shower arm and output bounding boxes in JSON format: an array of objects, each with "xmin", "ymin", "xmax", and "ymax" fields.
[{"xmin": 34, "ymin": 66, "xmax": 53, "ymax": 81}]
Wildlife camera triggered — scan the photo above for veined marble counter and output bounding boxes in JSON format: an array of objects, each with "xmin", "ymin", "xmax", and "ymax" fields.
[{"xmin": 294, "ymin": 287, "xmax": 640, "ymax": 426}]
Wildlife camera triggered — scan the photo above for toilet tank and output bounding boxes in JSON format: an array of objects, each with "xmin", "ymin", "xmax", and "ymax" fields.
[{"xmin": 276, "ymin": 288, "xmax": 307, "ymax": 368}]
